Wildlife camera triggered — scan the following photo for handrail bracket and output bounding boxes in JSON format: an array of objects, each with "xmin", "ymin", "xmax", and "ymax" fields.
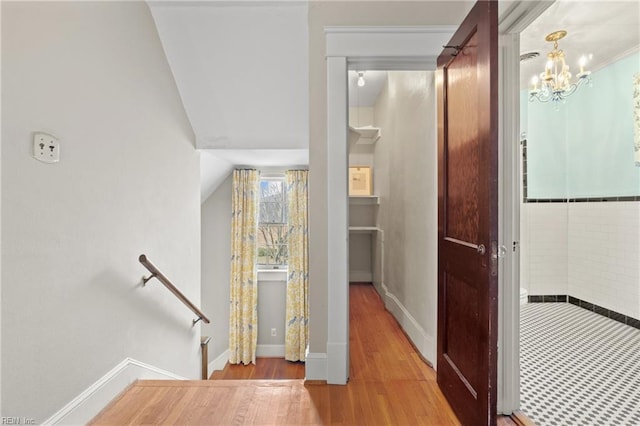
[{"xmin": 142, "ymin": 273, "xmax": 157, "ymax": 286}]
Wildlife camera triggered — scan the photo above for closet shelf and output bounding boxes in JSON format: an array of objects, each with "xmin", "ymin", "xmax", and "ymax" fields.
[
  {"xmin": 348, "ymin": 125, "xmax": 381, "ymax": 145},
  {"xmin": 349, "ymin": 226, "xmax": 382, "ymax": 234},
  {"xmin": 349, "ymin": 195, "xmax": 380, "ymax": 205}
]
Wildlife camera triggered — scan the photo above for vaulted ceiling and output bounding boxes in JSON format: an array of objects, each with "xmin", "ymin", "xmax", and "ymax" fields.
[{"xmin": 149, "ymin": 2, "xmax": 309, "ymax": 201}]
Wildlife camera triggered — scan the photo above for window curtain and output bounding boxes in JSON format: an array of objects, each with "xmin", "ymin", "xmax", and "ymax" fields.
[
  {"xmin": 285, "ymin": 170, "xmax": 309, "ymax": 361},
  {"xmin": 229, "ymin": 169, "xmax": 259, "ymax": 365}
]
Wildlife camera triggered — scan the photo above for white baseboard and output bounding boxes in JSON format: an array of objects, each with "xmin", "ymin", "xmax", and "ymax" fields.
[
  {"xmin": 327, "ymin": 342, "xmax": 348, "ymax": 384},
  {"xmin": 43, "ymin": 358, "xmax": 186, "ymax": 425},
  {"xmin": 256, "ymin": 344, "xmax": 285, "ymax": 357},
  {"xmin": 208, "ymin": 349, "xmax": 230, "ymax": 374},
  {"xmin": 349, "ymin": 270, "xmax": 372, "ymax": 282},
  {"xmin": 372, "ymin": 279, "xmax": 384, "ymax": 296},
  {"xmin": 305, "ymin": 350, "xmax": 327, "ymax": 381},
  {"xmin": 376, "ymin": 283, "xmax": 436, "ymax": 368},
  {"xmin": 209, "ymin": 346, "xmax": 286, "ymax": 372}
]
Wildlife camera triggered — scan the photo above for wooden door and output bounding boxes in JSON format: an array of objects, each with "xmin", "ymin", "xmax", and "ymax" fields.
[{"xmin": 436, "ymin": 1, "xmax": 498, "ymax": 425}]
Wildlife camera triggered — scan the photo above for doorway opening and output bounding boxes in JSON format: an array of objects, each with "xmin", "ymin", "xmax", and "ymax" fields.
[
  {"xmin": 346, "ymin": 69, "xmax": 440, "ymax": 369},
  {"xmin": 517, "ymin": 1, "xmax": 640, "ymax": 424}
]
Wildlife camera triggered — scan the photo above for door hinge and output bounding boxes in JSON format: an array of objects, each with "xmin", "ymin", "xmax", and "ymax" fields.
[{"xmin": 442, "ymin": 45, "xmax": 462, "ymax": 56}]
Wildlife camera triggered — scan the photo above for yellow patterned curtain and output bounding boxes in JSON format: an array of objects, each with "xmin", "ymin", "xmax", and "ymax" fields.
[
  {"xmin": 285, "ymin": 170, "xmax": 309, "ymax": 361},
  {"xmin": 229, "ymin": 169, "xmax": 259, "ymax": 365}
]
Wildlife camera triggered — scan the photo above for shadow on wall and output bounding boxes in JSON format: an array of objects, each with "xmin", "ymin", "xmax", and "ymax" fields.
[{"xmin": 88, "ymin": 268, "xmax": 198, "ymax": 337}]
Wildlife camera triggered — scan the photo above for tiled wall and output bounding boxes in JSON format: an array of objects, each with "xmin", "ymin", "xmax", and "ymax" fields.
[
  {"xmin": 522, "ymin": 203, "xmax": 569, "ymax": 296},
  {"xmin": 522, "ymin": 202, "xmax": 640, "ymax": 320},
  {"xmin": 568, "ymin": 202, "xmax": 640, "ymax": 319}
]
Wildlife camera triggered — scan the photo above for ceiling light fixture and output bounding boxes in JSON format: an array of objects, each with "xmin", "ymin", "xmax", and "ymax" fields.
[
  {"xmin": 529, "ymin": 30, "xmax": 591, "ymax": 104},
  {"xmin": 357, "ymin": 71, "xmax": 366, "ymax": 87}
]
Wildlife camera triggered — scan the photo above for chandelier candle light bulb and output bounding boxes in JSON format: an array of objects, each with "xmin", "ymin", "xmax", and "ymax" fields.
[
  {"xmin": 577, "ymin": 55, "xmax": 591, "ymax": 79},
  {"xmin": 530, "ymin": 75, "xmax": 539, "ymax": 93},
  {"xmin": 544, "ymin": 60, "xmax": 553, "ymax": 80}
]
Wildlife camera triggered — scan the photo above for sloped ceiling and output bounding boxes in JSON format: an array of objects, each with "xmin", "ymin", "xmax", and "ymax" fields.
[{"xmin": 149, "ymin": 1, "xmax": 309, "ymax": 201}]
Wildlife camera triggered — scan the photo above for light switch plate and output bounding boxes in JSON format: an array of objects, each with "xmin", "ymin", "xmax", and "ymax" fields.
[{"xmin": 33, "ymin": 133, "xmax": 60, "ymax": 163}]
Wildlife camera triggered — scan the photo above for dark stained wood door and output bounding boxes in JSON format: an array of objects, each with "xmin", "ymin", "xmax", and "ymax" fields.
[{"xmin": 436, "ymin": 1, "xmax": 498, "ymax": 425}]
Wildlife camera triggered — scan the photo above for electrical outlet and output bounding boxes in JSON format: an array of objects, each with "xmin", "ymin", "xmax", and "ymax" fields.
[
  {"xmin": 271, "ymin": 328, "xmax": 277, "ymax": 337},
  {"xmin": 33, "ymin": 132, "xmax": 60, "ymax": 163}
]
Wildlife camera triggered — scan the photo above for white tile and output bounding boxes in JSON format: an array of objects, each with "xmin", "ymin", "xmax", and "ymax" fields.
[{"xmin": 521, "ymin": 303, "xmax": 640, "ymax": 426}]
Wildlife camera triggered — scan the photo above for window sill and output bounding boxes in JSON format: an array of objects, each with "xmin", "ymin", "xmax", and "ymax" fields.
[{"xmin": 257, "ymin": 269, "xmax": 288, "ymax": 282}]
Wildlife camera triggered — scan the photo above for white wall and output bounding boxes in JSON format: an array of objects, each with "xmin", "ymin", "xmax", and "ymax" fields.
[
  {"xmin": 257, "ymin": 273, "xmax": 287, "ymax": 355},
  {"xmin": 373, "ymin": 71, "xmax": 438, "ymax": 363},
  {"xmin": 348, "ymin": 106, "xmax": 375, "ymax": 168},
  {"xmin": 1, "ymin": 2, "xmax": 200, "ymax": 421},
  {"xmin": 349, "ymin": 107, "xmax": 374, "ymax": 128},
  {"xmin": 149, "ymin": 2, "xmax": 309, "ymax": 151},
  {"xmin": 201, "ymin": 174, "xmax": 232, "ymax": 363}
]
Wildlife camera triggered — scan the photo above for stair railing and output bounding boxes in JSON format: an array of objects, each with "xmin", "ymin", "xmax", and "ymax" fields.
[{"xmin": 139, "ymin": 254, "xmax": 210, "ymax": 325}]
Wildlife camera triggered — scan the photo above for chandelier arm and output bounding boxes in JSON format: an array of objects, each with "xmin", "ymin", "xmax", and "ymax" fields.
[{"xmin": 561, "ymin": 83, "xmax": 578, "ymax": 98}]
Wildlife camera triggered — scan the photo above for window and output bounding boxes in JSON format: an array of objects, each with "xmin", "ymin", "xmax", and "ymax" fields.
[{"xmin": 257, "ymin": 177, "xmax": 288, "ymax": 268}]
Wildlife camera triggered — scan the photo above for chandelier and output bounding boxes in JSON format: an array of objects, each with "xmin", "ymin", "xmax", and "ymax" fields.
[{"xmin": 529, "ymin": 30, "xmax": 591, "ymax": 103}]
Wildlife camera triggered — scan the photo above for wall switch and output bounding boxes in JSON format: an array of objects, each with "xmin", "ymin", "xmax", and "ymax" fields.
[
  {"xmin": 33, "ymin": 132, "xmax": 60, "ymax": 163},
  {"xmin": 271, "ymin": 328, "xmax": 277, "ymax": 337}
]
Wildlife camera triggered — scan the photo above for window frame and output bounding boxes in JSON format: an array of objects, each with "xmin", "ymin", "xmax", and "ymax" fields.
[{"xmin": 257, "ymin": 174, "xmax": 289, "ymax": 270}]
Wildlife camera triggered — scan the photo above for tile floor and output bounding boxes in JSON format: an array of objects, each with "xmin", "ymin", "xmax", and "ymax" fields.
[{"xmin": 520, "ymin": 302, "xmax": 640, "ymax": 425}]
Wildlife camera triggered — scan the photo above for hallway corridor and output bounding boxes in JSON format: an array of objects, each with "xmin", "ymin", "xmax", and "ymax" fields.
[{"xmin": 91, "ymin": 284, "xmax": 469, "ymax": 424}]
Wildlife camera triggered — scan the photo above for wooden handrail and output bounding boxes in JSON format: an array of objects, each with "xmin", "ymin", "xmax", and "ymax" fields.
[{"xmin": 139, "ymin": 254, "xmax": 210, "ymax": 325}]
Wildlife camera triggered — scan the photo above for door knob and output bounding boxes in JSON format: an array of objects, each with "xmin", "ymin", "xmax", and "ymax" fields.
[{"xmin": 477, "ymin": 244, "xmax": 486, "ymax": 255}]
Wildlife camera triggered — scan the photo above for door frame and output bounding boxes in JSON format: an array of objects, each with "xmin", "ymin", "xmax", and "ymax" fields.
[
  {"xmin": 323, "ymin": 1, "xmax": 552, "ymax": 410},
  {"xmin": 496, "ymin": 0, "xmax": 553, "ymax": 413},
  {"xmin": 324, "ymin": 25, "xmax": 457, "ymax": 384}
]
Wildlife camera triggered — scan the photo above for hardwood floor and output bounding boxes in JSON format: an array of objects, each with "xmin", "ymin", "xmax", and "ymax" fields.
[
  {"xmin": 92, "ymin": 283, "xmax": 519, "ymax": 425},
  {"xmin": 210, "ymin": 357, "xmax": 305, "ymax": 380}
]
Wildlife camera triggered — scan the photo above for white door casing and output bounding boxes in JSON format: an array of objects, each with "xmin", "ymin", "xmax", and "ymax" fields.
[
  {"xmin": 323, "ymin": 2, "xmax": 551, "ymax": 411},
  {"xmin": 324, "ymin": 25, "xmax": 457, "ymax": 385}
]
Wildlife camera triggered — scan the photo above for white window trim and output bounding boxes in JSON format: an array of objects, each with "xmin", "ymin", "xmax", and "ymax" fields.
[
  {"xmin": 257, "ymin": 269, "xmax": 288, "ymax": 282},
  {"xmin": 257, "ymin": 173, "xmax": 288, "ymax": 270}
]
